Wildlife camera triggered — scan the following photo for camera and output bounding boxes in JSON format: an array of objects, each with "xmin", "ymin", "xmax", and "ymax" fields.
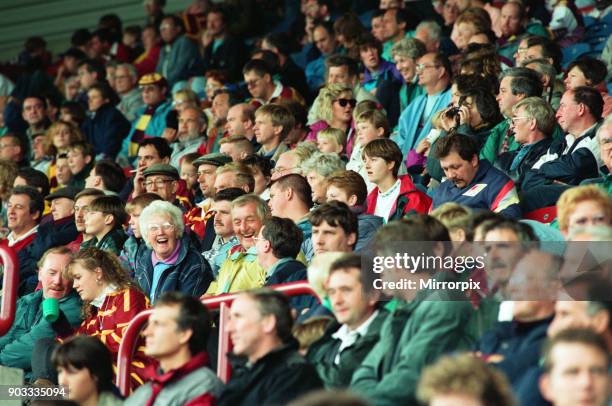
[{"xmin": 445, "ymin": 106, "xmax": 461, "ymax": 119}]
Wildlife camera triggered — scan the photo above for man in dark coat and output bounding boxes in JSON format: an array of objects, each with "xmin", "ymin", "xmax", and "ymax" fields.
[
  {"xmin": 307, "ymin": 253, "xmax": 387, "ymax": 388},
  {"xmin": 218, "ymin": 289, "xmax": 322, "ymax": 405}
]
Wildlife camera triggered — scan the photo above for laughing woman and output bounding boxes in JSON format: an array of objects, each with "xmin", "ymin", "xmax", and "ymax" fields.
[{"xmin": 134, "ymin": 200, "xmax": 213, "ymax": 303}]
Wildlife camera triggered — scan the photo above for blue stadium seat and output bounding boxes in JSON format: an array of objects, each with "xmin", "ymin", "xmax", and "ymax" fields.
[{"xmin": 562, "ymin": 42, "xmax": 591, "ymax": 67}]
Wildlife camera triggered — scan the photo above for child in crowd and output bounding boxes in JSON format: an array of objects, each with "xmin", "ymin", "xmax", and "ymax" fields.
[
  {"xmin": 81, "ymin": 195, "xmax": 128, "ymax": 255},
  {"xmin": 316, "ymin": 127, "xmax": 346, "ymax": 155},
  {"xmin": 66, "ymin": 141, "xmax": 94, "ymax": 190},
  {"xmin": 347, "ymin": 109, "xmax": 390, "ymax": 192},
  {"xmin": 363, "ymin": 139, "xmax": 431, "ymax": 222}
]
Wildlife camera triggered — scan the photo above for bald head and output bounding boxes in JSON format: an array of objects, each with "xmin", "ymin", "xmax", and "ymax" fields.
[{"xmin": 226, "ymin": 103, "xmax": 255, "ymax": 137}]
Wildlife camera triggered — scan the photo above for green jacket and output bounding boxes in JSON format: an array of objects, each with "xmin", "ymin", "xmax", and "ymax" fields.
[
  {"xmin": 350, "ymin": 294, "xmax": 475, "ymax": 405},
  {"xmin": 307, "ymin": 309, "xmax": 388, "ymax": 388},
  {"xmin": 0, "ymin": 290, "xmax": 82, "ymax": 377}
]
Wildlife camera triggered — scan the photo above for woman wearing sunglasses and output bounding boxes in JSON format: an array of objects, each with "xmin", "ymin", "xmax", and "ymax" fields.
[{"xmin": 307, "ymin": 83, "xmax": 357, "ymax": 157}]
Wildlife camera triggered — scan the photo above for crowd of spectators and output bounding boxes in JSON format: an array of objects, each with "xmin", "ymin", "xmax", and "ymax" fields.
[{"xmin": 0, "ymin": 0, "xmax": 610, "ymax": 405}]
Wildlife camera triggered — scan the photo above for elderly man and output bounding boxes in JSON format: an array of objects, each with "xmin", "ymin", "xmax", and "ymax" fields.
[
  {"xmin": 583, "ymin": 114, "xmax": 612, "ymax": 195},
  {"xmin": 218, "ymin": 289, "xmax": 322, "ymax": 405},
  {"xmin": 204, "ymin": 194, "xmax": 269, "ymax": 296},
  {"xmin": 115, "ymin": 63, "xmax": 144, "ymax": 122},
  {"xmin": 143, "ymin": 163, "xmax": 191, "ymax": 212},
  {"xmin": 0, "ymin": 247, "xmax": 81, "ymax": 379},
  {"xmin": 135, "ymin": 200, "xmax": 213, "ymax": 303},
  {"xmin": 125, "ymin": 292, "xmax": 223, "ymax": 406},
  {"xmin": 521, "ymin": 87, "xmax": 604, "ymax": 209},
  {"xmin": 170, "ymin": 107, "xmax": 207, "ymax": 168},
  {"xmin": 497, "ymin": 97, "xmax": 556, "ymax": 187}
]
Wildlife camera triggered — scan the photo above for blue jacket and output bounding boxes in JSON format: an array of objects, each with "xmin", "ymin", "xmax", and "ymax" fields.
[
  {"xmin": 134, "ymin": 236, "xmax": 213, "ymax": 302},
  {"xmin": 394, "ymin": 88, "xmax": 452, "ymax": 157},
  {"xmin": 355, "ymin": 214, "xmax": 383, "ymax": 252},
  {"xmin": 265, "ymin": 258, "xmax": 315, "ymax": 312},
  {"xmin": 156, "ymin": 35, "xmax": 203, "ymax": 87},
  {"xmin": 432, "ymin": 160, "xmax": 522, "ymax": 219},
  {"xmin": 0, "ymin": 289, "xmax": 82, "ymax": 378},
  {"xmin": 475, "ymin": 317, "xmax": 553, "ymax": 406},
  {"xmin": 81, "ymin": 103, "xmax": 131, "ymax": 159}
]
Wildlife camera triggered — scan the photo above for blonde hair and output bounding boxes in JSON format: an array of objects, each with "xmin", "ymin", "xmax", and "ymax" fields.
[
  {"xmin": 417, "ymin": 354, "xmax": 516, "ymax": 406},
  {"xmin": 307, "ymin": 252, "xmax": 346, "ymax": 298},
  {"xmin": 45, "ymin": 120, "xmax": 83, "ymax": 155},
  {"xmin": 557, "ymin": 185, "xmax": 612, "ymax": 232},
  {"xmin": 292, "ymin": 316, "xmax": 334, "ymax": 353},
  {"xmin": 317, "ymin": 127, "xmax": 346, "ymax": 148},
  {"xmin": 431, "ymin": 202, "xmax": 473, "ymax": 233},
  {"xmin": 356, "ymin": 109, "xmax": 390, "ymax": 137},
  {"xmin": 0, "ymin": 159, "xmax": 18, "ymax": 200},
  {"xmin": 315, "ymin": 83, "xmax": 353, "ymax": 123}
]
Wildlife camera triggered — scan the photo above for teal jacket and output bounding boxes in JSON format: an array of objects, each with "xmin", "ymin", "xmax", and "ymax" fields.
[
  {"xmin": 0, "ymin": 290, "xmax": 82, "ymax": 377},
  {"xmin": 350, "ymin": 293, "xmax": 475, "ymax": 405}
]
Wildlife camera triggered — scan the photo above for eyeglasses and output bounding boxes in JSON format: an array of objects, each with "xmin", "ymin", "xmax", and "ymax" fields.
[
  {"xmin": 416, "ymin": 64, "xmax": 439, "ymax": 72},
  {"xmin": 245, "ymin": 78, "xmax": 261, "ymax": 88},
  {"xmin": 334, "ymin": 98, "xmax": 356, "ymax": 108},
  {"xmin": 144, "ymin": 179, "xmax": 174, "ymax": 188},
  {"xmin": 147, "ymin": 223, "xmax": 175, "ymax": 233},
  {"xmin": 511, "ymin": 116, "xmax": 531, "ymax": 125}
]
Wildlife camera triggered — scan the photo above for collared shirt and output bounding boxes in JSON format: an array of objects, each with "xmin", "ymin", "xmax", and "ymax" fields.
[
  {"xmin": 6, "ymin": 225, "xmax": 38, "ymax": 247},
  {"xmin": 374, "ymin": 179, "xmax": 401, "ymax": 222},
  {"xmin": 91, "ymin": 283, "xmax": 118, "ymax": 308},
  {"xmin": 150, "ymin": 241, "xmax": 182, "ymax": 302},
  {"xmin": 331, "ymin": 310, "xmax": 379, "ymax": 364}
]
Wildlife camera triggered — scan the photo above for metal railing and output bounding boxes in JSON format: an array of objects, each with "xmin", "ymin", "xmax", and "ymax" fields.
[
  {"xmin": 116, "ymin": 281, "xmax": 319, "ymax": 396},
  {"xmin": 0, "ymin": 246, "xmax": 19, "ymax": 336}
]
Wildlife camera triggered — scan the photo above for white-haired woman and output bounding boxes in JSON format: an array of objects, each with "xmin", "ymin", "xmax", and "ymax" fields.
[
  {"xmin": 135, "ymin": 200, "xmax": 213, "ymax": 303},
  {"xmin": 306, "ymin": 83, "xmax": 356, "ymax": 156}
]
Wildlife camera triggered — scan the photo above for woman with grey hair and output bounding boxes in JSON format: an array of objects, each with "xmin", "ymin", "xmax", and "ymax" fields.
[
  {"xmin": 391, "ymin": 37, "xmax": 427, "ymax": 112},
  {"xmin": 306, "ymin": 83, "xmax": 357, "ymax": 156},
  {"xmin": 135, "ymin": 200, "xmax": 213, "ymax": 303},
  {"xmin": 301, "ymin": 152, "xmax": 346, "ymax": 204}
]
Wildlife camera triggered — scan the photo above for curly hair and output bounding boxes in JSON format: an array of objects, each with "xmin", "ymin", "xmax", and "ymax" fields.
[
  {"xmin": 65, "ymin": 248, "xmax": 137, "ymax": 317},
  {"xmin": 313, "ymin": 83, "xmax": 353, "ymax": 124}
]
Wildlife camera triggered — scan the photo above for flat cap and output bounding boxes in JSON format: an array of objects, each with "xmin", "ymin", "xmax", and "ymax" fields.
[
  {"xmin": 193, "ymin": 152, "xmax": 232, "ymax": 168},
  {"xmin": 45, "ymin": 186, "xmax": 79, "ymax": 201},
  {"xmin": 142, "ymin": 163, "xmax": 180, "ymax": 179}
]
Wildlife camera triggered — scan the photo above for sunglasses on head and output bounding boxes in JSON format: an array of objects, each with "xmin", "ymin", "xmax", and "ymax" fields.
[{"xmin": 335, "ymin": 98, "xmax": 357, "ymax": 108}]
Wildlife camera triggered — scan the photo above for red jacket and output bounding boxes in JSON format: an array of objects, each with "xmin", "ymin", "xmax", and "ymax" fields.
[{"xmin": 365, "ymin": 175, "xmax": 432, "ymax": 221}]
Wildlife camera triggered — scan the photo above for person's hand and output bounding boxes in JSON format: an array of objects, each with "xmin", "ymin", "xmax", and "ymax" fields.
[
  {"xmin": 440, "ymin": 107, "xmax": 459, "ymax": 132},
  {"xmin": 201, "ymin": 30, "xmax": 214, "ymax": 48},
  {"xmin": 457, "ymin": 105, "xmax": 471, "ymax": 126},
  {"xmin": 132, "ymin": 164, "xmax": 146, "ymax": 196},
  {"xmin": 416, "ymin": 139, "xmax": 431, "ymax": 155}
]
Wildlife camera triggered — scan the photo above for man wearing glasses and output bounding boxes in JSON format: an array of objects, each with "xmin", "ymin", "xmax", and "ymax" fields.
[
  {"xmin": 243, "ymin": 59, "xmax": 305, "ymax": 109},
  {"xmin": 497, "ymin": 97, "xmax": 555, "ymax": 188},
  {"xmin": 143, "ymin": 163, "xmax": 191, "ymax": 212},
  {"xmin": 395, "ymin": 52, "xmax": 452, "ymax": 158}
]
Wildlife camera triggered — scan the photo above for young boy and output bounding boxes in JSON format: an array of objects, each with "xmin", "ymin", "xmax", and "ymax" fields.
[
  {"xmin": 254, "ymin": 104, "xmax": 294, "ymax": 164},
  {"xmin": 316, "ymin": 128, "xmax": 345, "ymax": 155},
  {"xmin": 180, "ymin": 152, "xmax": 200, "ymax": 202},
  {"xmin": 363, "ymin": 138, "xmax": 431, "ymax": 222},
  {"xmin": 120, "ymin": 193, "xmax": 163, "ymax": 275},
  {"xmin": 53, "ymin": 153, "xmax": 73, "ymax": 191},
  {"xmin": 66, "ymin": 141, "xmax": 94, "ymax": 190},
  {"xmin": 82, "ymin": 195, "xmax": 128, "ymax": 255},
  {"xmin": 347, "ymin": 109, "xmax": 389, "ymax": 192}
]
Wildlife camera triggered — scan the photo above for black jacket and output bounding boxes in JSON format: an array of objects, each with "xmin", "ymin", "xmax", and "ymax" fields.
[
  {"xmin": 218, "ymin": 339, "xmax": 323, "ymax": 406},
  {"xmin": 202, "ymin": 36, "xmax": 248, "ymax": 82},
  {"xmin": 264, "ymin": 259, "xmax": 315, "ymax": 313},
  {"xmin": 521, "ymin": 124, "xmax": 601, "ymax": 190},
  {"xmin": 18, "ymin": 217, "xmax": 78, "ymax": 294}
]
